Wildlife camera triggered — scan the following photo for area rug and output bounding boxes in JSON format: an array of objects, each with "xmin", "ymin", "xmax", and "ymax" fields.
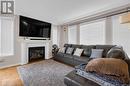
[{"xmin": 17, "ymin": 59, "xmax": 74, "ymax": 86}]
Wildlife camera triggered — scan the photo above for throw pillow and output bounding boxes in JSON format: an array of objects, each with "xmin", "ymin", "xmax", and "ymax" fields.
[
  {"xmin": 82, "ymin": 45, "xmax": 96, "ymax": 57},
  {"xmin": 73, "ymin": 48, "xmax": 83, "ymax": 56},
  {"xmin": 59, "ymin": 47, "xmax": 66, "ymax": 53},
  {"xmin": 107, "ymin": 48, "xmax": 125, "ymax": 60},
  {"xmin": 85, "ymin": 58, "xmax": 129, "ymax": 84},
  {"xmin": 66, "ymin": 47, "xmax": 74, "ymax": 55},
  {"xmin": 96, "ymin": 45, "xmax": 115, "ymax": 57},
  {"xmin": 90, "ymin": 49, "xmax": 103, "ymax": 59}
]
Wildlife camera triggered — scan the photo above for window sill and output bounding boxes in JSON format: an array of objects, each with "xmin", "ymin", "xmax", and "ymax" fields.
[{"xmin": 0, "ymin": 54, "xmax": 14, "ymax": 58}]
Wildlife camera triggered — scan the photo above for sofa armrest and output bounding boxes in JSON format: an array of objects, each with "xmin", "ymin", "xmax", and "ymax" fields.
[{"xmin": 64, "ymin": 70, "xmax": 100, "ymax": 86}]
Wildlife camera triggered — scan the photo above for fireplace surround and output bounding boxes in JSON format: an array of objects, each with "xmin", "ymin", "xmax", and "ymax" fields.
[{"xmin": 21, "ymin": 40, "xmax": 52, "ymax": 65}]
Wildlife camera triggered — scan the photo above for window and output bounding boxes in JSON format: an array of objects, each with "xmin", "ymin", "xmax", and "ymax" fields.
[
  {"xmin": 112, "ymin": 15, "xmax": 130, "ymax": 56},
  {"xmin": 80, "ymin": 20, "xmax": 105, "ymax": 45},
  {"xmin": 0, "ymin": 17, "xmax": 14, "ymax": 56},
  {"xmin": 68, "ymin": 25, "xmax": 77, "ymax": 44}
]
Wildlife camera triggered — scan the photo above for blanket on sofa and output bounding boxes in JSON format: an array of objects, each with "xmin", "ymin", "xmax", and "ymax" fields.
[
  {"xmin": 85, "ymin": 58, "xmax": 129, "ymax": 84},
  {"xmin": 75, "ymin": 64, "xmax": 130, "ymax": 86}
]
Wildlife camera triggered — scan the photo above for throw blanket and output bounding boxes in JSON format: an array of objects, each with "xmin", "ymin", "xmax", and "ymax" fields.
[{"xmin": 85, "ymin": 58, "xmax": 130, "ymax": 84}]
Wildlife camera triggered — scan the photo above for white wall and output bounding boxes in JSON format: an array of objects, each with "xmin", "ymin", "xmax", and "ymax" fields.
[
  {"xmin": 58, "ymin": 26, "xmax": 68, "ymax": 48},
  {"xmin": 52, "ymin": 25, "xmax": 58, "ymax": 45},
  {"xmin": 112, "ymin": 15, "xmax": 130, "ymax": 56}
]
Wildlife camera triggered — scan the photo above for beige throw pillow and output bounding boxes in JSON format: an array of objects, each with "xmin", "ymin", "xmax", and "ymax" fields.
[{"xmin": 59, "ymin": 47, "xmax": 65, "ymax": 53}]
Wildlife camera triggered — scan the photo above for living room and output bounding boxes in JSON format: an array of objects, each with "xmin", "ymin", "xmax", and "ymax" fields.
[{"xmin": 0, "ymin": 0, "xmax": 130, "ymax": 86}]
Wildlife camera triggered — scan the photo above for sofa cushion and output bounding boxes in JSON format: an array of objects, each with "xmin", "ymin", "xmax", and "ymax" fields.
[
  {"xmin": 54, "ymin": 52, "xmax": 74, "ymax": 66},
  {"xmin": 62, "ymin": 54, "xmax": 74, "ymax": 66},
  {"xmin": 54, "ymin": 52, "xmax": 66, "ymax": 62},
  {"xmin": 55, "ymin": 52, "xmax": 64, "ymax": 57},
  {"xmin": 73, "ymin": 56, "xmax": 90, "ymax": 64},
  {"xmin": 81, "ymin": 45, "xmax": 96, "ymax": 57},
  {"xmin": 64, "ymin": 54, "xmax": 74, "ymax": 59},
  {"xmin": 90, "ymin": 49, "xmax": 104, "ymax": 59},
  {"xmin": 96, "ymin": 45, "xmax": 115, "ymax": 57}
]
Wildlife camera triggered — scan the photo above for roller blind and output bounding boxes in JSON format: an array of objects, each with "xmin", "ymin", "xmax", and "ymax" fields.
[
  {"xmin": 80, "ymin": 20, "xmax": 105, "ymax": 45},
  {"xmin": 0, "ymin": 17, "xmax": 14, "ymax": 56},
  {"xmin": 68, "ymin": 25, "xmax": 77, "ymax": 44}
]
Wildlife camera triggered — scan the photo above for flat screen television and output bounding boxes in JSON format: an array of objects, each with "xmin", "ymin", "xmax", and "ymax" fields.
[{"xmin": 19, "ymin": 15, "xmax": 51, "ymax": 39}]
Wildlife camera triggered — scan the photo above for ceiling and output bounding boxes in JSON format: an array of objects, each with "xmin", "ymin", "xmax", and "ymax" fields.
[{"xmin": 15, "ymin": 0, "xmax": 130, "ymax": 25}]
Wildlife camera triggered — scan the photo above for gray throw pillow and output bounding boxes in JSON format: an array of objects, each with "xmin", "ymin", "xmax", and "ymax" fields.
[
  {"xmin": 90, "ymin": 49, "xmax": 104, "ymax": 59},
  {"xmin": 66, "ymin": 47, "xmax": 74, "ymax": 55},
  {"xmin": 107, "ymin": 48, "xmax": 125, "ymax": 59}
]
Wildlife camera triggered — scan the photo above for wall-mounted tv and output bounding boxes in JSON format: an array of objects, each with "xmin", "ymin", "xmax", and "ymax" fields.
[{"xmin": 19, "ymin": 15, "xmax": 51, "ymax": 39}]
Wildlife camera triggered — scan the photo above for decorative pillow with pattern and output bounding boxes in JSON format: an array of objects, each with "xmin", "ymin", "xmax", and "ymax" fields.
[
  {"xmin": 59, "ymin": 47, "xmax": 66, "ymax": 53},
  {"xmin": 66, "ymin": 47, "xmax": 74, "ymax": 55},
  {"xmin": 73, "ymin": 48, "xmax": 83, "ymax": 56}
]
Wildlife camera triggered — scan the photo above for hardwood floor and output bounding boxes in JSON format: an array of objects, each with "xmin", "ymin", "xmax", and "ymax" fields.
[{"xmin": 0, "ymin": 66, "xmax": 23, "ymax": 86}]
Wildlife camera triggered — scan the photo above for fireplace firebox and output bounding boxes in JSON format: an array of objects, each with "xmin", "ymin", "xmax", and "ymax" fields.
[{"xmin": 29, "ymin": 46, "xmax": 45, "ymax": 62}]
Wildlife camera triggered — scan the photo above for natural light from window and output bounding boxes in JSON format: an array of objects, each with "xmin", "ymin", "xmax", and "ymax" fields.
[
  {"xmin": 80, "ymin": 20, "xmax": 105, "ymax": 45},
  {"xmin": 0, "ymin": 17, "xmax": 14, "ymax": 57}
]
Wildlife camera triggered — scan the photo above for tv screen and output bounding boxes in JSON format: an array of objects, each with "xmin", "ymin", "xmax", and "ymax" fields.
[{"xmin": 19, "ymin": 16, "xmax": 51, "ymax": 38}]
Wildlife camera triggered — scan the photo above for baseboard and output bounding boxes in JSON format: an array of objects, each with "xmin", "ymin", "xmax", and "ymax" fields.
[{"xmin": 0, "ymin": 63, "xmax": 21, "ymax": 69}]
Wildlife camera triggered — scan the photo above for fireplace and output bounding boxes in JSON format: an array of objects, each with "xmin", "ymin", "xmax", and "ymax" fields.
[
  {"xmin": 29, "ymin": 46, "xmax": 45, "ymax": 62},
  {"xmin": 21, "ymin": 40, "xmax": 52, "ymax": 65}
]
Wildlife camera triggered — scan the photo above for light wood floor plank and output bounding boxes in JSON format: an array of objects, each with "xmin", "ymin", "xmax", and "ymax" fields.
[{"xmin": 0, "ymin": 67, "xmax": 23, "ymax": 86}]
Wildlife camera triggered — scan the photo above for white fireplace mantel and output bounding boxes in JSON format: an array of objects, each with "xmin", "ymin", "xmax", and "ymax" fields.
[{"xmin": 20, "ymin": 39, "xmax": 52, "ymax": 65}]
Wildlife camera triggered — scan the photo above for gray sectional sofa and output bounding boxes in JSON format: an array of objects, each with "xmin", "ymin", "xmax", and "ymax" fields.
[
  {"xmin": 54, "ymin": 44, "xmax": 130, "ymax": 86},
  {"xmin": 54, "ymin": 44, "xmax": 127, "ymax": 66}
]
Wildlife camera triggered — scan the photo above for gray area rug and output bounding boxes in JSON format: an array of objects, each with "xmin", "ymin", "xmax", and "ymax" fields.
[{"xmin": 17, "ymin": 59, "xmax": 74, "ymax": 86}]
